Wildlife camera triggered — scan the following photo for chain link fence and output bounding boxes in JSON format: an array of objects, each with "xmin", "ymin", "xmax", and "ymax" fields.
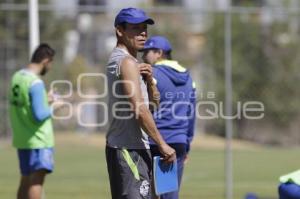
[{"xmin": 1, "ymin": 2, "xmax": 300, "ymax": 145}]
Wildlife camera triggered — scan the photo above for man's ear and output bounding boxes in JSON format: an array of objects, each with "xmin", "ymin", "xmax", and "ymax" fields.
[
  {"xmin": 158, "ymin": 49, "xmax": 164, "ymax": 57},
  {"xmin": 41, "ymin": 58, "xmax": 50, "ymax": 65},
  {"xmin": 116, "ymin": 26, "xmax": 124, "ymax": 37}
]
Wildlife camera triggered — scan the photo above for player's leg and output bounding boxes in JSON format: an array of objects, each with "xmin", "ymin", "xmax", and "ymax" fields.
[
  {"xmin": 17, "ymin": 175, "xmax": 29, "ymax": 199},
  {"xmin": 106, "ymin": 146, "xmax": 152, "ymax": 199},
  {"xmin": 28, "ymin": 170, "xmax": 47, "ymax": 199},
  {"xmin": 176, "ymin": 150, "xmax": 186, "ymax": 188},
  {"xmin": 151, "ymin": 180, "xmax": 160, "ymax": 199},
  {"xmin": 105, "ymin": 146, "xmax": 124, "ymax": 199},
  {"xmin": 28, "ymin": 148, "xmax": 54, "ymax": 199},
  {"xmin": 125, "ymin": 149, "xmax": 152, "ymax": 199},
  {"xmin": 17, "ymin": 149, "xmax": 31, "ymax": 199}
]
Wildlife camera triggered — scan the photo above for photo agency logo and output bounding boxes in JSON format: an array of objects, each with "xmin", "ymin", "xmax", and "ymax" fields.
[{"xmin": 50, "ymin": 73, "xmax": 265, "ymax": 127}]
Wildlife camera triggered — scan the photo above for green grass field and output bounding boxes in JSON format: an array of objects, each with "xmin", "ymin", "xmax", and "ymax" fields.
[{"xmin": 1, "ymin": 133, "xmax": 300, "ymax": 199}]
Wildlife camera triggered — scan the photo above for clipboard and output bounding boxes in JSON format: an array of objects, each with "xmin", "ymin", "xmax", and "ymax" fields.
[{"xmin": 153, "ymin": 156, "xmax": 178, "ymax": 195}]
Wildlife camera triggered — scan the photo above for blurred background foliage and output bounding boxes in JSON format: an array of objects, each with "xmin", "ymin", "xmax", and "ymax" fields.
[{"xmin": 1, "ymin": 0, "xmax": 300, "ymax": 145}]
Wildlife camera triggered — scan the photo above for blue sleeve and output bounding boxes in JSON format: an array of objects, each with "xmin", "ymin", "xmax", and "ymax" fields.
[
  {"xmin": 153, "ymin": 67, "xmax": 164, "ymax": 94},
  {"xmin": 187, "ymin": 87, "xmax": 196, "ymax": 153},
  {"xmin": 29, "ymin": 81, "xmax": 51, "ymax": 122}
]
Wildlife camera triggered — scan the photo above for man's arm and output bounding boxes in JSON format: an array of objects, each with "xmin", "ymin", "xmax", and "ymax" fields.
[
  {"xmin": 139, "ymin": 63, "xmax": 160, "ymax": 112},
  {"xmin": 121, "ymin": 58, "xmax": 175, "ymax": 162},
  {"xmin": 29, "ymin": 80, "xmax": 52, "ymax": 122},
  {"xmin": 186, "ymin": 87, "xmax": 196, "ymax": 153},
  {"xmin": 147, "ymin": 78, "xmax": 160, "ymax": 112}
]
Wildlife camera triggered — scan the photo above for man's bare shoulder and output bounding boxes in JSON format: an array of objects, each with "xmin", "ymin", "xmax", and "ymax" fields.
[
  {"xmin": 120, "ymin": 57, "xmax": 138, "ymax": 73},
  {"xmin": 121, "ymin": 57, "xmax": 137, "ymax": 67}
]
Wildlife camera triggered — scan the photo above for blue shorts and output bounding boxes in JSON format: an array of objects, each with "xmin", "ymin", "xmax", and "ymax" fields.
[{"xmin": 17, "ymin": 148, "xmax": 54, "ymax": 176}]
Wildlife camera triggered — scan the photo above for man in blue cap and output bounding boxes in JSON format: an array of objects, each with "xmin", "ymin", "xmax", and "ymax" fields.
[
  {"xmin": 142, "ymin": 36, "xmax": 196, "ymax": 199},
  {"xmin": 106, "ymin": 8, "xmax": 176, "ymax": 199}
]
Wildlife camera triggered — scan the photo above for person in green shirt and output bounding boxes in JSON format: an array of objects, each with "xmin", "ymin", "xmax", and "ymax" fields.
[{"xmin": 9, "ymin": 43, "xmax": 56, "ymax": 199}]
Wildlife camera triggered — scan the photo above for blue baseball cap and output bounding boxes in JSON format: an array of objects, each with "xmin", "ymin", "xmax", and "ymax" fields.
[
  {"xmin": 143, "ymin": 36, "xmax": 172, "ymax": 52},
  {"xmin": 114, "ymin": 8, "xmax": 155, "ymax": 27}
]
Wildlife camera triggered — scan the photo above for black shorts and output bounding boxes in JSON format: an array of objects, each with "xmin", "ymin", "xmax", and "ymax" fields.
[{"xmin": 105, "ymin": 146, "xmax": 152, "ymax": 199}]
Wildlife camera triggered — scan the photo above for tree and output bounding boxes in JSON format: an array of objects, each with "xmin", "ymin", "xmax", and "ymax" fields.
[{"xmin": 203, "ymin": 11, "xmax": 300, "ymax": 144}]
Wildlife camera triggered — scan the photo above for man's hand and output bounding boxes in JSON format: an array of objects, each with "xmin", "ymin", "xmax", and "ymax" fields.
[
  {"xmin": 47, "ymin": 89, "xmax": 58, "ymax": 104},
  {"xmin": 48, "ymin": 89, "xmax": 66, "ymax": 111},
  {"xmin": 158, "ymin": 144, "xmax": 176, "ymax": 163},
  {"xmin": 138, "ymin": 63, "xmax": 153, "ymax": 82},
  {"xmin": 184, "ymin": 155, "xmax": 188, "ymax": 165},
  {"xmin": 51, "ymin": 99, "xmax": 66, "ymax": 111}
]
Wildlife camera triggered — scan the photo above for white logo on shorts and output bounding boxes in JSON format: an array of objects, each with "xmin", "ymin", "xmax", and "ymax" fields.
[{"xmin": 140, "ymin": 180, "xmax": 150, "ymax": 197}]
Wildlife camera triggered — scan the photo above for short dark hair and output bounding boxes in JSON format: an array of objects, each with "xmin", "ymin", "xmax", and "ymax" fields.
[
  {"xmin": 31, "ymin": 43, "xmax": 55, "ymax": 63},
  {"xmin": 115, "ymin": 23, "xmax": 127, "ymax": 41},
  {"xmin": 118, "ymin": 22, "xmax": 127, "ymax": 30},
  {"xmin": 152, "ymin": 48, "xmax": 172, "ymax": 60},
  {"xmin": 163, "ymin": 50, "xmax": 172, "ymax": 60}
]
